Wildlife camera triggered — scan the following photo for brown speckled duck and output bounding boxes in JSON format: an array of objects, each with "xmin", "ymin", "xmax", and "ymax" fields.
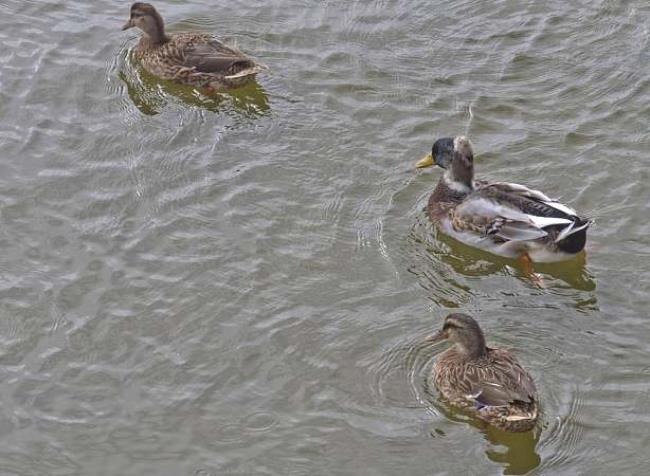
[
  {"xmin": 416, "ymin": 136, "xmax": 592, "ymax": 275},
  {"xmin": 427, "ymin": 313, "xmax": 539, "ymax": 432},
  {"xmin": 122, "ymin": 3, "xmax": 267, "ymax": 91}
]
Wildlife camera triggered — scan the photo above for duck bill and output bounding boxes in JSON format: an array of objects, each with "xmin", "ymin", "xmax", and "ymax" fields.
[
  {"xmin": 425, "ymin": 330, "xmax": 447, "ymax": 344},
  {"xmin": 415, "ymin": 153, "xmax": 434, "ymax": 169},
  {"xmin": 122, "ymin": 19, "xmax": 134, "ymax": 31}
]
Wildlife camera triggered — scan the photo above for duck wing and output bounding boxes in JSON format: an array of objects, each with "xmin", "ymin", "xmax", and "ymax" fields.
[
  {"xmin": 182, "ymin": 39, "xmax": 259, "ymax": 76},
  {"xmin": 481, "ymin": 182, "xmax": 580, "ymax": 219},
  {"xmin": 452, "ymin": 182, "xmax": 586, "ymax": 243},
  {"xmin": 470, "ymin": 349, "xmax": 537, "ymax": 407}
]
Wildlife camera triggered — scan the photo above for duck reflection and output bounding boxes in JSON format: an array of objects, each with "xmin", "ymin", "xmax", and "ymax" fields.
[
  {"xmin": 410, "ymin": 224, "xmax": 596, "ymax": 293},
  {"xmin": 119, "ymin": 53, "xmax": 270, "ymax": 116},
  {"xmin": 425, "ymin": 385, "xmax": 541, "ymax": 475}
]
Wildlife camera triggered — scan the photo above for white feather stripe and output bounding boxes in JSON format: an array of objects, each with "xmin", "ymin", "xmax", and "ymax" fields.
[
  {"xmin": 554, "ymin": 221, "xmax": 575, "ymax": 243},
  {"xmin": 527, "ymin": 214, "xmax": 573, "ymax": 229},
  {"xmin": 466, "ymin": 391, "xmax": 482, "ymax": 400},
  {"xmin": 543, "ymin": 200, "xmax": 577, "ymax": 217},
  {"xmin": 489, "ymin": 181, "xmax": 578, "ymax": 216},
  {"xmin": 554, "ymin": 219, "xmax": 590, "ymax": 242},
  {"xmin": 505, "ymin": 414, "xmax": 534, "ymax": 421},
  {"xmin": 224, "ymin": 66, "xmax": 265, "ymax": 79},
  {"xmin": 489, "ymin": 182, "xmax": 554, "ymax": 202}
]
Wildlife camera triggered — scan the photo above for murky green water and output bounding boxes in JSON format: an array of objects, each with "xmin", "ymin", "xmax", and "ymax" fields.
[{"xmin": 1, "ymin": 0, "xmax": 649, "ymax": 474}]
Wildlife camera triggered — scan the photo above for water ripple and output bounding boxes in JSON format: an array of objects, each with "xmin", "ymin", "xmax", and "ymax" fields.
[{"xmin": 1, "ymin": 0, "xmax": 649, "ymax": 474}]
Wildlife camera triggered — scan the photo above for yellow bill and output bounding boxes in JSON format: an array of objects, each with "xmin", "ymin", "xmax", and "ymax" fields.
[{"xmin": 415, "ymin": 153, "xmax": 434, "ymax": 169}]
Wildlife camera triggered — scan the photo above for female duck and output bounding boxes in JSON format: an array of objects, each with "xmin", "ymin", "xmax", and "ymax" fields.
[
  {"xmin": 427, "ymin": 313, "xmax": 539, "ymax": 432},
  {"xmin": 121, "ymin": 3, "xmax": 267, "ymax": 91},
  {"xmin": 415, "ymin": 136, "xmax": 591, "ymax": 269}
]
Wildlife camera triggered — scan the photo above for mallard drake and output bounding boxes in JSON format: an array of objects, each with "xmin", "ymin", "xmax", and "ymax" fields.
[
  {"xmin": 121, "ymin": 3, "xmax": 267, "ymax": 91},
  {"xmin": 415, "ymin": 137, "xmax": 591, "ymax": 270},
  {"xmin": 427, "ymin": 313, "xmax": 539, "ymax": 432}
]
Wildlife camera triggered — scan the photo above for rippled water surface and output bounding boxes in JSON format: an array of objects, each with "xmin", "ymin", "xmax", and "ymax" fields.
[{"xmin": 1, "ymin": 0, "xmax": 649, "ymax": 474}]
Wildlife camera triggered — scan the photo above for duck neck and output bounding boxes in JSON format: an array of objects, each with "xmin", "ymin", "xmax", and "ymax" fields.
[
  {"xmin": 455, "ymin": 332, "xmax": 487, "ymax": 360},
  {"xmin": 447, "ymin": 155, "xmax": 474, "ymax": 191},
  {"xmin": 442, "ymin": 169, "xmax": 473, "ymax": 195},
  {"xmin": 144, "ymin": 12, "xmax": 170, "ymax": 46}
]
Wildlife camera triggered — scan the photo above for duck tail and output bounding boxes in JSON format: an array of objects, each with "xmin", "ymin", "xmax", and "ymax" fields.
[
  {"xmin": 224, "ymin": 62, "xmax": 269, "ymax": 79},
  {"xmin": 555, "ymin": 216, "xmax": 592, "ymax": 254},
  {"xmin": 554, "ymin": 216, "xmax": 592, "ymax": 243}
]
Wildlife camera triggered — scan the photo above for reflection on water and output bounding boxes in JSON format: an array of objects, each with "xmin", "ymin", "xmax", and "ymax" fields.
[
  {"xmin": 409, "ymin": 212, "xmax": 597, "ymax": 292},
  {"xmin": 118, "ymin": 50, "xmax": 270, "ymax": 116},
  {"xmin": 483, "ymin": 427, "xmax": 541, "ymax": 475},
  {"xmin": 424, "ymin": 382, "xmax": 542, "ymax": 475},
  {"xmin": 399, "ymin": 208, "xmax": 599, "ymax": 319}
]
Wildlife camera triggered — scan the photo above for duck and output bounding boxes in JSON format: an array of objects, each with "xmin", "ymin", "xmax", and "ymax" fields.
[
  {"xmin": 121, "ymin": 3, "xmax": 267, "ymax": 91},
  {"xmin": 415, "ymin": 136, "xmax": 591, "ymax": 273},
  {"xmin": 427, "ymin": 313, "xmax": 539, "ymax": 432}
]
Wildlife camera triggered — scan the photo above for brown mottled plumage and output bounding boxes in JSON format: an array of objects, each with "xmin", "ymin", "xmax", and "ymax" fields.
[
  {"xmin": 427, "ymin": 313, "xmax": 539, "ymax": 432},
  {"xmin": 122, "ymin": 3, "xmax": 267, "ymax": 90},
  {"xmin": 415, "ymin": 136, "xmax": 592, "ymax": 263}
]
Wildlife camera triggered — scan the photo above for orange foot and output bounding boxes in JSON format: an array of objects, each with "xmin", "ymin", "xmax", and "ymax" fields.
[{"xmin": 519, "ymin": 253, "xmax": 545, "ymax": 288}]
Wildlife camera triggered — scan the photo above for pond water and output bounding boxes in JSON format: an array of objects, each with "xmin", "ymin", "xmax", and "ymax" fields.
[{"xmin": 1, "ymin": 0, "xmax": 649, "ymax": 474}]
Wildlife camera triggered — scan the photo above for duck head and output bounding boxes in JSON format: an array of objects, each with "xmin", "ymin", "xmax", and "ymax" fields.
[
  {"xmin": 416, "ymin": 136, "xmax": 475, "ymax": 191},
  {"xmin": 426, "ymin": 313, "xmax": 487, "ymax": 359},
  {"xmin": 122, "ymin": 3, "xmax": 169, "ymax": 44}
]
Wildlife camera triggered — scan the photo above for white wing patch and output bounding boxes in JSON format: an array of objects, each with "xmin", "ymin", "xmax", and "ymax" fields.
[
  {"xmin": 505, "ymin": 414, "xmax": 532, "ymax": 421},
  {"xmin": 544, "ymin": 200, "xmax": 577, "ymax": 217},
  {"xmin": 490, "ymin": 182, "xmax": 578, "ymax": 216},
  {"xmin": 489, "ymin": 182, "xmax": 553, "ymax": 202},
  {"xmin": 458, "ymin": 198, "xmax": 571, "ymax": 230},
  {"xmin": 527, "ymin": 215, "xmax": 573, "ymax": 229}
]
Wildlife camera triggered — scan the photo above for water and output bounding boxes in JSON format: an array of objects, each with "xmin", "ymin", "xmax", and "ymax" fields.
[{"xmin": 0, "ymin": 0, "xmax": 649, "ymax": 474}]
